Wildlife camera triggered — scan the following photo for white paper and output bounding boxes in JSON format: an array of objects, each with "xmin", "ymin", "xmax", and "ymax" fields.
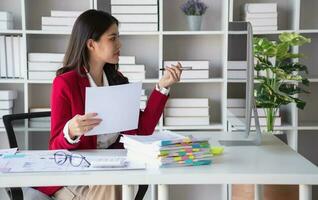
[
  {"xmin": 0, "ymin": 148, "xmax": 18, "ymax": 157},
  {"xmin": 85, "ymin": 82, "xmax": 142, "ymax": 136}
]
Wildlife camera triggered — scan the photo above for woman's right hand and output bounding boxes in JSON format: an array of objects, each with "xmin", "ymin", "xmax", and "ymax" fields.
[{"xmin": 68, "ymin": 113, "xmax": 102, "ymax": 139}]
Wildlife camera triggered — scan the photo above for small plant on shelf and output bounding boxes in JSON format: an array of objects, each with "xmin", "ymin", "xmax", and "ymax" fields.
[
  {"xmin": 253, "ymin": 32, "xmax": 311, "ymax": 132},
  {"xmin": 180, "ymin": 0, "xmax": 208, "ymax": 31}
]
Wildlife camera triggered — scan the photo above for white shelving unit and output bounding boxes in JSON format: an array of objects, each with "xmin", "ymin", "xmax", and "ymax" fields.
[{"xmin": 0, "ymin": 0, "xmax": 317, "ymax": 198}]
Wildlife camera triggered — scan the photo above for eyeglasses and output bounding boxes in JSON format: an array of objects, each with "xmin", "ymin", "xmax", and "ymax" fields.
[{"xmin": 54, "ymin": 151, "xmax": 91, "ymax": 167}]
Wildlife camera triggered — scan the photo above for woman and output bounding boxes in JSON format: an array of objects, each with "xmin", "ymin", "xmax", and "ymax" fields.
[{"xmin": 35, "ymin": 9, "xmax": 182, "ymax": 200}]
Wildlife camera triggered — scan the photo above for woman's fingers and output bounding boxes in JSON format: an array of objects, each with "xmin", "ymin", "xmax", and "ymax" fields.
[
  {"xmin": 165, "ymin": 67, "xmax": 178, "ymax": 81},
  {"xmin": 80, "ymin": 118, "xmax": 102, "ymax": 126}
]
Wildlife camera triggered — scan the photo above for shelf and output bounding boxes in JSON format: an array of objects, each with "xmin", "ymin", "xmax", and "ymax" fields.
[
  {"xmin": 26, "ymin": 30, "xmax": 72, "ymax": 35},
  {"xmin": 0, "ymin": 125, "xmax": 25, "ymax": 133},
  {"xmin": 0, "ymin": 30, "xmax": 23, "ymax": 34},
  {"xmin": 299, "ymin": 30, "xmax": 318, "ymax": 34},
  {"xmin": 0, "ymin": 79, "xmax": 25, "ymax": 83},
  {"xmin": 179, "ymin": 79, "xmax": 224, "ymax": 83},
  {"xmin": 28, "ymin": 127, "xmax": 50, "ymax": 132},
  {"xmin": 163, "ymin": 31, "xmax": 224, "ymax": 35},
  {"xmin": 163, "ymin": 123, "xmax": 223, "ymax": 130},
  {"xmin": 253, "ymin": 30, "xmax": 295, "ymax": 35},
  {"xmin": 119, "ymin": 31, "xmax": 159, "ymax": 35},
  {"xmin": 27, "ymin": 80, "xmax": 53, "ymax": 84}
]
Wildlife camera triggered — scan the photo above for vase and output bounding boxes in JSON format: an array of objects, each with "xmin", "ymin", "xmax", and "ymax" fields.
[{"xmin": 186, "ymin": 15, "xmax": 202, "ymax": 31}]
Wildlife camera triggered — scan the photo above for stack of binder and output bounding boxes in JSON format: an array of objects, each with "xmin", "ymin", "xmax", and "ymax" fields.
[
  {"xmin": 242, "ymin": 3, "xmax": 278, "ymax": 32},
  {"xmin": 164, "ymin": 61, "xmax": 209, "ymax": 79},
  {"xmin": 118, "ymin": 56, "xmax": 146, "ymax": 81},
  {"xmin": 227, "ymin": 98, "xmax": 281, "ymax": 129},
  {"xmin": 111, "ymin": 0, "xmax": 158, "ymax": 32},
  {"xmin": 28, "ymin": 53, "xmax": 64, "ymax": 81},
  {"xmin": 0, "ymin": 35, "xmax": 23, "ymax": 78},
  {"xmin": 121, "ymin": 130, "xmax": 213, "ymax": 168},
  {"xmin": 0, "ymin": 11, "xmax": 13, "ymax": 30},
  {"xmin": 29, "ymin": 107, "xmax": 51, "ymax": 128},
  {"xmin": 41, "ymin": 10, "xmax": 83, "ymax": 31},
  {"xmin": 164, "ymin": 98, "xmax": 210, "ymax": 126},
  {"xmin": 0, "ymin": 90, "xmax": 17, "ymax": 128}
]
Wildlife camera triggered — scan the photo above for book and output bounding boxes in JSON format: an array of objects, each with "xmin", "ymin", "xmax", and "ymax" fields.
[
  {"xmin": 164, "ymin": 116, "xmax": 210, "ymax": 126},
  {"xmin": 0, "ymin": 109, "xmax": 12, "ymax": 118},
  {"xmin": 227, "ymin": 61, "xmax": 247, "ymax": 70},
  {"xmin": 0, "ymin": 36, "xmax": 7, "ymax": 77},
  {"xmin": 111, "ymin": 0, "xmax": 158, "ymax": 5},
  {"xmin": 5, "ymin": 36, "xmax": 14, "ymax": 78},
  {"xmin": 28, "ymin": 71, "xmax": 56, "ymax": 80},
  {"xmin": 243, "ymin": 3, "xmax": 277, "ymax": 13},
  {"xmin": 0, "ymin": 21, "xmax": 13, "ymax": 30},
  {"xmin": 29, "ymin": 121, "xmax": 51, "ymax": 128},
  {"xmin": 28, "ymin": 53, "xmax": 65, "ymax": 62},
  {"xmin": 227, "ymin": 70, "xmax": 246, "ymax": 79},
  {"xmin": 227, "ymin": 108, "xmax": 280, "ymax": 117},
  {"xmin": 41, "ymin": 17, "xmax": 77, "ymax": 26},
  {"xmin": 29, "ymin": 107, "xmax": 51, "ymax": 112},
  {"xmin": 112, "ymin": 14, "xmax": 158, "ymax": 23},
  {"xmin": 164, "ymin": 61, "xmax": 209, "ymax": 70},
  {"xmin": 0, "ymin": 100, "xmax": 13, "ymax": 109},
  {"xmin": 118, "ymin": 56, "xmax": 135, "ymax": 64},
  {"xmin": 181, "ymin": 70, "xmax": 209, "ymax": 79},
  {"xmin": 244, "ymin": 18, "xmax": 277, "ymax": 26},
  {"xmin": 0, "ymin": 90, "xmax": 17, "ymax": 100},
  {"xmin": 118, "ymin": 64, "xmax": 145, "ymax": 72},
  {"xmin": 243, "ymin": 12, "xmax": 278, "ymax": 19},
  {"xmin": 164, "ymin": 107, "xmax": 209, "ymax": 117},
  {"xmin": 166, "ymin": 98, "xmax": 209, "ymax": 108},
  {"xmin": 119, "ymin": 23, "xmax": 158, "ymax": 32},
  {"xmin": 227, "ymin": 98, "xmax": 245, "ymax": 108},
  {"xmin": 0, "ymin": 11, "xmax": 13, "ymax": 21},
  {"xmin": 111, "ymin": 5, "xmax": 158, "ymax": 14},
  {"xmin": 252, "ymin": 26, "xmax": 278, "ymax": 31},
  {"xmin": 42, "ymin": 25, "xmax": 73, "ymax": 32},
  {"xmin": 121, "ymin": 72, "xmax": 145, "ymax": 80},
  {"xmin": 140, "ymin": 95, "xmax": 148, "ymax": 101},
  {"xmin": 13, "ymin": 36, "xmax": 21, "ymax": 78},
  {"xmin": 50, "ymin": 10, "xmax": 83, "ymax": 17},
  {"xmin": 28, "ymin": 62, "xmax": 62, "ymax": 71}
]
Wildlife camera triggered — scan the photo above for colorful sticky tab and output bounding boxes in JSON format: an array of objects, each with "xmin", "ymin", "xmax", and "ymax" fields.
[{"xmin": 211, "ymin": 146, "xmax": 224, "ymax": 155}]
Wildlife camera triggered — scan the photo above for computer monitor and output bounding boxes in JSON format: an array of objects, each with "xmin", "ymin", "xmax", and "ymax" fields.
[{"xmin": 218, "ymin": 21, "xmax": 262, "ymax": 146}]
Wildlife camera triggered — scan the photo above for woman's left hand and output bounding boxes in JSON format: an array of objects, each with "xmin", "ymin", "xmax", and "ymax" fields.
[{"xmin": 159, "ymin": 62, "xmax": 182, "ymax": 88}]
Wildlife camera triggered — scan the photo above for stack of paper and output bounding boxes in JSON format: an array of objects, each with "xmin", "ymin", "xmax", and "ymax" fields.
[
  {"xmin": 28, "ymin": 53, "xmax": 64, "ymax": 81},
  {"xmin": 242, "ymin": 3, "xmax": 278, "ymax": 32},
  {"xmin": 121, "ymin": 130, "xmax": 212, "ymax": 168},
  {"xmin": 164, "ymin": 61, "xmax": 209, "ymax": 79},
  {"xmin": 0, "ymin": 35, "xmax": 23, "ymax": 79},
  {"xmin": 41, "ymin": 10, "xmax": 83, "ymax": 31},
  {"xmin": 118, "ymin": 56, "xmax": 146, "ymax": 81},
  {"xmin": 29, "ymin": 108, "xmax": 51, "ymax": 128},
  {"xmin": 0, "ymin": 11, "xmax": 13, "ymax": 30},
  {"xmin": 0, "ymin": 90, "xmax": 17, "ymax": 127},
  {"xmin": 140, "ymin": 89, "xmax": 147, "ymax": 111},
  {"xmin": 164, "ymin": 98, "xmax": 210, "ymax": 126},
  {"xmin": 227, "ymin": 98, "xmax": 281, "ymax": 129},
  {"xmin": 111, "ymin": 0, "xmax": 158, "ymax": 32}
]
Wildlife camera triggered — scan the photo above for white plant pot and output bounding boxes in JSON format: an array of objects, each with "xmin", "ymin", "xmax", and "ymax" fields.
[{"xmin": 187, "ymin": 15, "xmax": 202, "ymax": 31}]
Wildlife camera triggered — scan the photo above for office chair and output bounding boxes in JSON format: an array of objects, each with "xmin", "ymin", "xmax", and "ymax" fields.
[{"xmin": 2, "ymin": 111, "xmax": 148, "ymax": 200}]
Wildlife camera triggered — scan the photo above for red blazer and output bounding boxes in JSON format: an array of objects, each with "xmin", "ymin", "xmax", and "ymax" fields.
[{"xmin": 36, "ymin": 68, "xmax": 169, "ymax": 196}]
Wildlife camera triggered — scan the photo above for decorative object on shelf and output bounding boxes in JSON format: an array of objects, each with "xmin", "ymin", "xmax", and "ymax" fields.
[
  {"xmin": 180, "ymin": 0, "xmax": 208, "ymax": 31},
  {"xmin": 253, "ymin": 32, "xmax": 311, "ymax": 132}
]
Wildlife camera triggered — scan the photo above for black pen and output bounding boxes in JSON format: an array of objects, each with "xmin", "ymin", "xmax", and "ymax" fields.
[{"xmin": 159, "ymin": 67, "xmax": 193, "ymax": 71}]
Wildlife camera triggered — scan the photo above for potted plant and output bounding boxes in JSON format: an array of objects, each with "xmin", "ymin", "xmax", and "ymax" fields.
[
  {"xmin": 253, "ymin": 32, "xmax": 311, "ymax": 133},
  {"xmin": 180, "ymin": 0, "xmax": 208, "ymax": 31}
]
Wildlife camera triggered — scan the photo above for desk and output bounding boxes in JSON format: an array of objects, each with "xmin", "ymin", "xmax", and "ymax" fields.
[{"xmin": 1, "ymin": 132, "xmax": 318, "ymax": 200}]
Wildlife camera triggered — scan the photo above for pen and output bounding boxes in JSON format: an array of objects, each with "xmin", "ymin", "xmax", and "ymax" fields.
[{"xmin": 159, "ymin": 67, "xmax": 193, "ymax": 71}]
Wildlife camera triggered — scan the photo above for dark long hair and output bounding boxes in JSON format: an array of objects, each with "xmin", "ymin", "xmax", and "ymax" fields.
[{"xmin": 57, "ymin": 9, "xmax": 128, "ymax": 85}]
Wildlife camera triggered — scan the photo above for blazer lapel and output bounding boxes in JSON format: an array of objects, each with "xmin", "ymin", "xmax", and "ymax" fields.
[{"xmin": 78, "ymin": 67, "xmax": 90, "ymax": 110}]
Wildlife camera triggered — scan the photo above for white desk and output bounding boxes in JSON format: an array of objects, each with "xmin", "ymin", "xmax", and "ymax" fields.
[{"xmin": 1, "ymin": 132, "xmax": 318, "ymax": 200}]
